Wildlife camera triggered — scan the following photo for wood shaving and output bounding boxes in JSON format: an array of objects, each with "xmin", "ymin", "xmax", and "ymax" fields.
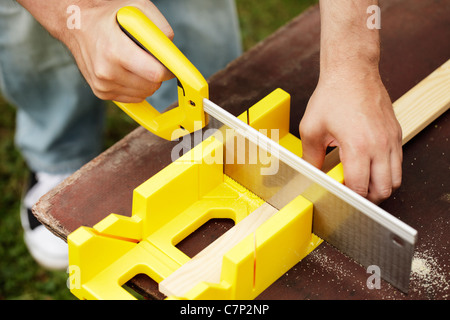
[{"xmin": 410, "ymin": 247, "xmax": 449, "ymax": 299}]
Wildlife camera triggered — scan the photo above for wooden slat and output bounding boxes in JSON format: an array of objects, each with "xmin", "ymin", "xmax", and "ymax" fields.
[
  {"xmin": 159, "ymin": 202, "xmax": 278, "ymax": 297},
  {"xmin": 394, "ymin": 59, "xmax": 450, "ymax": 144}
]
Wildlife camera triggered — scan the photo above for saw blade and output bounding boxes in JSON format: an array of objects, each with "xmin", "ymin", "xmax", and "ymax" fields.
[{"xmin": 202, "ymin": 97, "xmax": 417, "ymax": 293}]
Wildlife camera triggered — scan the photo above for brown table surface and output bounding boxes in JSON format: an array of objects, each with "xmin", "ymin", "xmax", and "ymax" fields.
[{"xmin": 34, "ymin": 0, "xmax": 449, "ymax": 300}]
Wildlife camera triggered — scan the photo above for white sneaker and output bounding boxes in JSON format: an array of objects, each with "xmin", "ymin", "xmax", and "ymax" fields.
[{"xmin": 20, "ymin": 172, "xmax": 71, "ymax": 270}]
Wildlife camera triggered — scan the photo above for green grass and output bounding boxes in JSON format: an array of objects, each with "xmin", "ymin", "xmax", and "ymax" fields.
[
  {"xmin": 237, "ymin": 0, "xmax": 318, "ymax": 49},
  {"xmin": 0, "ymin": 0, "xmax": 317, "ymax": 300}
]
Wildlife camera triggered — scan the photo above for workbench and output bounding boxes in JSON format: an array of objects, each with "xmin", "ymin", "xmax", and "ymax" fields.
[{"xmin": 34, "ymin": 0, "xmax": 449, "ymax": 300}]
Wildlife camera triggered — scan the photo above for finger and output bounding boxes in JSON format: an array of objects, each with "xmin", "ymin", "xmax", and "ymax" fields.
[
  {"xmin": 367, "ymin": 152, "xmax": 393, "ymax": 203},
  {"xmin": 299, "ymin": 121, "xmax": 328, "ymax": 169},
  {"xmin": 107, "ymin": 67, "xmax": 164, "ymax": 97},
  {"xmin": 111, "ymin": 94, "xmax": 148, "ymax": 104},
  {"xmin": 113, "ymin": 83, "xmax": 161, "ymax": 102},
  {"xmin": 341, "ymin": 148, "xmax": 371, "ymax": 198},
  {"xmin": 115, "ymin": 7, "xmax": 175, "ymax": 83},
  {"xmin": 301, "ymin": 138, "xmax": 327, "ymax": 170},
  {"xmin": 119, "ymin": 46, "xmax": 174, "ymax": 83},
  {"xmin": 136, "ymin": 2, "xmax": 175, "ymax": 41},
  {"xmin": 390, "ymin": 146, "xmax": 403, "ymax": 191},
  {"xmin": 91, "ymin": 77, "xmax": 161, "ymax": 102}
]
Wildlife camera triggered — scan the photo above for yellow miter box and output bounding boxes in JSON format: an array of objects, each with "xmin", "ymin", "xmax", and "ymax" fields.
[{"xmin": 67, "ymin": 88, "xmax": 344, "ymax": 300}]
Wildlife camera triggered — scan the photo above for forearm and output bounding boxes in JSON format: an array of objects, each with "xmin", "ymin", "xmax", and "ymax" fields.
[
  {"xmin": 16, "ymin": 0, "xmax": 90, "ymax": 40},
  {"xmin": 319, "ymin": 0, "xmax": 380, "ymax": 77}
]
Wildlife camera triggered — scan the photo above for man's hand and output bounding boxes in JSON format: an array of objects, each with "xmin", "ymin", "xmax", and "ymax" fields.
[
  {"xmin": 17, "ymin": 0, "xmax": 174, "ymax": 103},
  {"xmin": 299, "ymin": 0, "xmax": 403, "ymax": 203},
  {"xmin": 300, "ymin": 68, "xmax": 403, "ymax": 203}
]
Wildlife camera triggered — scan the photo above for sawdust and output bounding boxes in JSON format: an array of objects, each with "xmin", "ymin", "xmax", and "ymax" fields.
[
  {"xmin": 305, "ymin": 247, "xmax": 366, "ymax": 293},
  {"xmin": 307, "ymin": 249, "xmax": 352, "ymax": 282},
  {"xmin": 409, "ymin": 215, "xmax": 450, "ymax": 299},
  {"xmin": 306, "ymin": 239, "xmax": 450, "ymax": 299},
  {"xmin": 410, "ymin": 247, "xmax": 450, "ymax": 299}
]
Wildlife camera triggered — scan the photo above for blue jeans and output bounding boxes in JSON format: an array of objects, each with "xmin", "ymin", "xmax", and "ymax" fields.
[{"xmin": 0, "ymin": 0, "xmax": 241, "ymax": 174}]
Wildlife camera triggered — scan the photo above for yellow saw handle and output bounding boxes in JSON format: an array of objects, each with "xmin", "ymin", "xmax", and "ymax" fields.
[{"xmin": 114, "ymin": 6, "xmax": 209, "ymax": 140}]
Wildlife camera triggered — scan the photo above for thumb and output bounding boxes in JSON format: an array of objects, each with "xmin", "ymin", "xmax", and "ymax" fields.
[
  {"xmin": 300, "ymin": 135, "xmax": 327, "ymax": 170},
  {"xmin": 299, "ymin": 100, "xmax": 329, "ymax": 170}
]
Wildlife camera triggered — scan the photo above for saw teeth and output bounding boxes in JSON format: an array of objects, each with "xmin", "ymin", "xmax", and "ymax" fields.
[{"xmin": 223, "ymin": 175, "xmax": 265, "ymax": 203}]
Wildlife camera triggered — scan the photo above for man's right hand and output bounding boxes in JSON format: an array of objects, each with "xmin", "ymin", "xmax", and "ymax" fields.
[{"xmin": 18, "ymin": 0, "xmax": 175, "ymax": 103}]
